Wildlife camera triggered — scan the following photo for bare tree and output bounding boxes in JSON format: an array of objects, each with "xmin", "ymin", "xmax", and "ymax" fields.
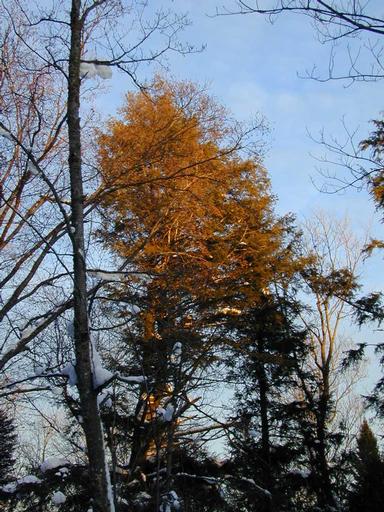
[
  {"xmin": 221, "ymin": 2, "xmax": 384, "ymax": 207},
  {"xmin": 294, "ymin": 212, "xmax": 366, "ymax": 509},
  {"xmin": 0, "ymin": 1, "xmax": 194, "ymax": 510},
  {"xmin": 227, "ymin": 1, "xmax": 384, "ymax": 83}
]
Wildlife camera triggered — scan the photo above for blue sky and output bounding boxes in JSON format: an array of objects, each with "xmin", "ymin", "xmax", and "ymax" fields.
[{"xmin": 171, "ymin": 2, "xmax": 382, "ymax": 219}]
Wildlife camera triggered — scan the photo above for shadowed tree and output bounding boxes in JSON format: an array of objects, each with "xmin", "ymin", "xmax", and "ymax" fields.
[
  {"xmin": 226, "ymin": 291, "xmax": 309, "ymax": 512},
  {"xmin": 0, "ymin": 409, "xmax": 16, "ymax": 484},
  {"xmin": 348, "ymin": 419, "xmax": 384, "ymax": 512}
]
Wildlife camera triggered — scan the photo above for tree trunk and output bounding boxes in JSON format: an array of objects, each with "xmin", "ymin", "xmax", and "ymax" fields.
[
  {"xmin": 315, "ymin": 372, "xmax": 336, "ymax": 511},
  {"xmin": 257, "ymin": 341, "xmax": 275, "ymax": 512},
  {"xmin": 67, "ymin": 1, "xmax": 114, "ymax": 510}
]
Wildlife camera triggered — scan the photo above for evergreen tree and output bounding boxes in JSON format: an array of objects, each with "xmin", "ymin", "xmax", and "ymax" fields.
[
  {"xmin": 360, "ymin": 119, "xmax": 384, "ymax": 210},
  {"xmin": 348, "ymin": 419, "xmax": 384, "ymax": 512},
  {"xmin": 0, "ymin": 409, "xmax": 16, "ymax": 483},
  {"xmin": 225, "ymin": 292, "xmax": 310, "ymax": 512},
  {"xmin": 95, "ymin": 77, "xmax": 300, "ymax": 503}
]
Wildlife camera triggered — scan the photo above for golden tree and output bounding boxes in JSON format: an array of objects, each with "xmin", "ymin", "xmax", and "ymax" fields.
[
  {"xmin": 96, "ymin": 78, "xmax": 301, "ymax": 492},
  {"xmin": 97, "ymin": 78, "xmax": 289, "ymax": 296}
]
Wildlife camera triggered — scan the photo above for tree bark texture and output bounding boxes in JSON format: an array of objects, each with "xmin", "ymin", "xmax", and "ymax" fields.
[{"xmin": 67, "ymin": 1, "xmax": 113, "ymax": 510}]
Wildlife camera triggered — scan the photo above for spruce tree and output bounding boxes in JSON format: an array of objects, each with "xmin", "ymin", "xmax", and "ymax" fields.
[
  {"xmin": 0, "ymin": 409, "xmax": 16, "ymax": 483},
  {"xmin": 225, "ymin": 293, "xmax": 309, "ymax": 512},
  {"xmin": 348, "ymin": 419, "xmax": 384, "ymax": 512}
]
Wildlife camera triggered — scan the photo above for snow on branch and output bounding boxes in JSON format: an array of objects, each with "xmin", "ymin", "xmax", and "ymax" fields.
[
  {"xmin": 160, "ymin": 490, "xmax": 181, "ymax": 512},
  {"xmin": 91, "ymin": 343, "xmax": 114, "ymax": 389},
  {"xmin": 28, "ymin": 161, "xmax": 40, "ymax": 176},
  {"xmin": 40, "ymin": 457, "xmax": 70, "ymax": 473},
  {"xmin": 1, "ymin": 475, "xmax": 41, "ymax": 494},
  {"xmin": 170, "ymin": 342, "xmax": 182, "ymax": 364},
  {"xmin": 173, "ymin": 421, "xmax": 236, "ymax": 437},
  {"xmin": 80, "ymin": 62, "xmax": 112, "ymax": 80},
  {"xmin": 61, "ymin": 363, "xmax": 78, "ymax": 386},
  {"xmin": 88, "ymin": 270, "xmax": 126, "ymax": 283},
  {"xmin": 156, "ymin": 403, "xmax": 174, "ymax": 422},
  {"xmin": 225, "ymin": 475, "xmax": 272, "ymax": 499},
  {"xmin": 91, "ymin": 341, "xmax": 145, "ymax": 391},
  {"xmin": 1, "ymin": 458, "xmax": 71, "ymax": 496},
  {"xmin": 52, "ymin": 491, "xmax": 67, "ymax": 505},
  {"xmin": 117, "ymin": 374, "xmax": 146, "ymax": 385}
]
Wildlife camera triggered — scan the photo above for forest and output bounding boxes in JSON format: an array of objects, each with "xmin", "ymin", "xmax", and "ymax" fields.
[{"xmin": 0, "ymin": 1, "xmax": 384, "ymax": 511}]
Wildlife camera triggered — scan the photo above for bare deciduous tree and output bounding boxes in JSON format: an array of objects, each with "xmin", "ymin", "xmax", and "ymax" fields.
[
  {"xmin": 0, "ymin": 1, "xmax": 194, "ymax": 510},
  {"xmin": 295, "ymin": 212, "xmax": 366, "ymax": 509},
  {"xmin": 227, "ymin": 1, "xmax": 384, "ymax": 83}
]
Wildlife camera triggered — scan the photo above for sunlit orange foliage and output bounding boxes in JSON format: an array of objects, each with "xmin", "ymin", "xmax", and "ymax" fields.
[
  {"xmin": 97, "ymin": 78, "xmax": 292, "ymax": 301},
  {"xmin": 96, "ymin": 80, "xmax": 302, "ymax": 463}
]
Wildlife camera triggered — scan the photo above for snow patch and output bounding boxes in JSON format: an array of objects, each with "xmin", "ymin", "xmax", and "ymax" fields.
[
  {"xmin": 97, "ymin": 390, "xmax": 113, "ymax": 408},
  {"xmin": 80, "ymin": 62, "xmax": 112, "ymax": 80},
  {"xmin": 127, "ymin": 304, "xmax": 141, "ymax": 314},
  {"xmin": 1, "ymin": 482, "xmax": 17, "ymax": 493},
  {"xmin": 100, "ymin": 422, "xmax": 116, "ymax": 512},
  {"xmin": 1, "ymin": 475, "xmax": 41, "ymax": 493},
  {"xmin": 19, "ymin": 475, "xmax": 41, "ymax": 485},
  {"xmin": 157, "ymin": 403, "xmax": 174, "ymax": 422},
  {"xmin": 92, "ymin": 343, "xmax": 114, "ymax": 388},
  {"xmin": 240, "ymin": 477, "xmax": 271, "ymax": 497},
  {"xmin": 28, "ymin": 162, "xmax": 40, "ymax": 175},
  {"xmin": 61, "ymin": 363, "xmax": 78, "ymax": 386},
  {"xmin": 118, "ymin": 374, "xmax": 146, "ymax": 384},
  {"xmin": 52, "ymin": 491, "xmax": 66, "ymax": 505},
  {"xmin": 171, "ymin": 342, "xmax": 182, "ymax": 364},
  {"xmin": 88, "ymin": 270, "xmax": 124, "ymax": 282},
  {"xmin": 80, "ymin": 62, "xmax": 98, "ymax": 78},
  {"xmin": 95, "ymin": 64, "xmax": 112, "ymax": 79},
  {"xmin": 160, "ymin": 490, "xmax": 181, "ymax": 512},
  {"xmin": 19, "ymin": 325, "xmax": 34, "ymax": 341},
  {"xmin": 292, "ymin": 469, "xmax": 310, "ymax": 478},
  {"xmin": 135, "ymin": 491, "xmax": 151, "ymax": 500},
  {"xmin": 19, "ymin": 318, "xmax": 47, "ymax": 340},
  {"xmin": 34, "ymin": 364, "xmax": 45, "ymax": 376},
  {"xmin": 41, "ymin": 457, "xmax": 69, "ymax": 473},
  {"xmin": 66, "ymin": 320, "xmax": 74, "ymax": 340}
]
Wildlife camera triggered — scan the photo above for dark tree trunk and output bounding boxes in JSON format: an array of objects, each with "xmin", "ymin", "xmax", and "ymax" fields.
[
  {"xmin": 257, "ymin": 341, "xmax": 275, "ymax": 512},
  {"xmin": 67, "ymin": 1, "xmax": 113, "ymax": 510},
  {"xmin": 314, "ymin": 372, "xmax": 336, "ymax": 511}
]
